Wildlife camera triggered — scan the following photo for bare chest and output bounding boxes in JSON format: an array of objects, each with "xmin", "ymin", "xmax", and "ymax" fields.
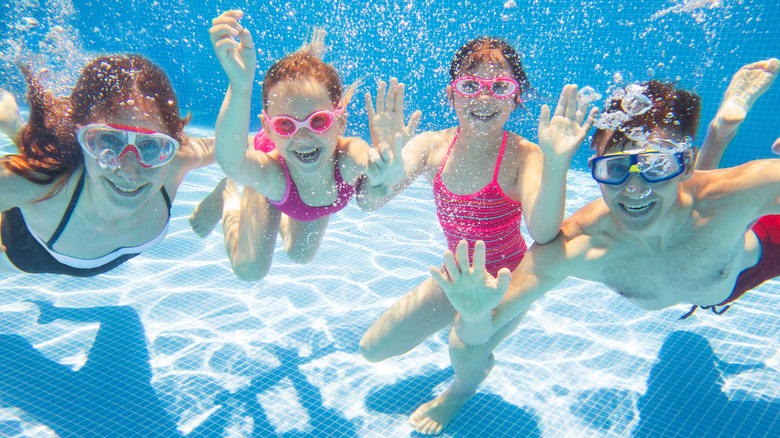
[{"xmin": 600, "ymin": 234, "xmax": 746, "ymax": 309}]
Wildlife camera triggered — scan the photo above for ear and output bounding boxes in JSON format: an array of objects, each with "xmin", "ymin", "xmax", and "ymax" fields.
[
  {"xmin": 681, "ymin": 147, "xmax": 697, "ymax": 180},
  {"xmin": 260, "ymin": 112, "xmax": 269, "ymax": 134},
  {"xmin": 336, "ymin": 112, "xmax": 347, "ymax": 136},
  {"xmin": 446, "ymin": 85, "xmax": 455, "ymax": 107}
]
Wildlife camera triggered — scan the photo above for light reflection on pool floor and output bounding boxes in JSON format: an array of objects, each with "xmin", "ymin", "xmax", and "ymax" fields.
[{"xmin": 0, "ymin": 128, "xmax": 778, "ymax": 437}]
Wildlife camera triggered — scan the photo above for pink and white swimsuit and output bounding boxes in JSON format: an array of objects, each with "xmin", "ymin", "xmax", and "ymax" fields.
[
  {"xmin": 433, "ymin": 130, "xmax": 527, "ymax": 275},
  {"xmin": 253, "ymin": 130, "xmax": 356, "ymax": 222}
]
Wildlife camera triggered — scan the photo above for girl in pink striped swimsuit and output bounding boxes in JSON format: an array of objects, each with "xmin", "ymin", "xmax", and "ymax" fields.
[{"xmin": 359, "ymin": 37, "xmax": 598, "ymax": 435}]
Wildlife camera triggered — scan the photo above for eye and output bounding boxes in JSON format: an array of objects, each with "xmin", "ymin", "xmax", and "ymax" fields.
[
  {"xmin": 97, "ymin": 132, "xmax": 125, "ymax": 148},
  {"xmin": 607, "ymin": 161, "xmax": 628, "ymax": 174},
  {"xmin": 136, "ymin": 139, "xmax": 160, "ymax": 153},
  {"xmin": 492, "ymin": 81, "xmax": 512, "ymax": 95},
  {"xmin": 309, "ymin": 113, "xmax": 330, "ymax": 131},
  {"xmin": 275, "ymin": 119, "xmax": 295, "ymax": 135},
  {"xmin": 458, "ymin": 79, "xmax": 481, "ymax": 94}
]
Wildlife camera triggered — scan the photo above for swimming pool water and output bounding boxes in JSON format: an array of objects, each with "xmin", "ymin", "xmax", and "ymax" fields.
[{"xmin": 1, "ymin": 0, "xmax": 780, "ymax": 437}]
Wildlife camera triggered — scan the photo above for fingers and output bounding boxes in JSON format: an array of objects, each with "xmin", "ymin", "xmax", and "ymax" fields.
[
  {"xmin": 393, "ymin": 133, "xmax": 403, "ymax": 158},
  {"xmin": 406, "ymin": 110, "xmax": 422, "ymax": 135},
  {"xmin": 582, "ymin": 107, "xmax": 599, "ymax": 132},
  {"xmin": 210, "ymin": 11, "xmax": 244, "ymax": 43},
  {"xmin": 564, "ymin": 84, "xmax": 577, "ymax": 119},
  {"xmin": 472, "ymin": 240, "xmax": 486, "ymax": 272},
  {"xmin": 538, "ymin": 104, "xmax": 550, "ymax": 131},
  {"xmin": 390, "ymin": 78, "xmax": 401, "ymax": 113},
  {"xmin": 455, "ymin": 239, "xmax": 471, "ymax": 274},
  {"xmin": 495, "ymin": 268, "xmax": 512, "ymax": 293},
  {"xmin": 365, "ymin": 92, "xmax": 376, "ymax": 122},
  {"xmin": 237, "ymin": 27, "xmax": 255, "ymax": 50},
  {"xmin": 375, "ymin": 80, "xmax": 387, "ymax": 115},
  {"xmin": 443, "ymin": 248, "xmax": 460, "ymax": 283},
  {"xmin": 553, "ymin": 85, "xmax": 569, "ymax": 117},
  {"xmin": 430, "ymin": 266, "xmax": 452, "ymax": 291}
]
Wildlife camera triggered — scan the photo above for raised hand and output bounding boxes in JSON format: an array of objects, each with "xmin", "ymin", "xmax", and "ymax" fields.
[
  {"xmin": 365, "ymin": 134, "xmax": 405, "ymax": 192},
  {"xmin": 209, "ymin": 10, "xmax": 256, "ymax": 90},
  {"xmin": 366, "ymin": 77, "xmax": 422, "ymax": 150},
  {"xmin": 430, "ymin": 240, "xmax": 511, "ymax": 321},
  {"xmin": 538, "ymin": 84, "xmax": 599, "ymax": 160}
]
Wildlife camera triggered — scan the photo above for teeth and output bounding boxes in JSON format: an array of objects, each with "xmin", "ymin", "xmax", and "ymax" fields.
[{"xmin": 622, "ymin": 202, "xmax": 653, "ymax": 215}]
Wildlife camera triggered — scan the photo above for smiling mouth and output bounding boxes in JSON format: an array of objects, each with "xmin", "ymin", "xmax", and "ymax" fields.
[
  {"xmin": 469, "ymin": 110, "xmax": 499, "ymax": 122},
  {"xmin": 105, "ymin": 178, "xmax": 147, "ymax": 197},
  {"xmin": 619, "ymin": 201, "xmax": 657, "ymax": 217},
  {"xmin": 292, "ymin": 146, "xmax": 322, "ymax": 164}
]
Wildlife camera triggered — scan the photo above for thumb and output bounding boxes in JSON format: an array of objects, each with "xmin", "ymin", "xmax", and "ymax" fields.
[{"xmin": 495, "ymin": 268, "xmax": 511, "ymax": 293}]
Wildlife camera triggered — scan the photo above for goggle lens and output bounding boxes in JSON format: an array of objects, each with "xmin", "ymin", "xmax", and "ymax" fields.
[
  {"xmin": 264, "ymin": 109, "xmax": 341, "ymax": 138},
  {"xmin": 452, "ymin": 76, "xmax": 519, "ymax": 98},
  {"xmin": 590, "ymin": 152, "xmax": 685, "ymax": 185},
  {"xmin": 77, "ymin": 124, "xmax": 179, "ymax": 168}
]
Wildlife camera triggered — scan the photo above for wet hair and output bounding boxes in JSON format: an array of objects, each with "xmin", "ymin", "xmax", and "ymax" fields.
[
  {"xmin": 593, "ymin": 80, "xmax": 701, "ymax": 156},
  {"xmin": 449, "ymin": 36, "xmax": 533, "ymax": 99},
  {"xmin": 4, "ymin": 54, "xmax": 188, "ymax": 194},
  {"xmin": 262, "ymin": 29, "xmax": 358, "ymax": 110}
]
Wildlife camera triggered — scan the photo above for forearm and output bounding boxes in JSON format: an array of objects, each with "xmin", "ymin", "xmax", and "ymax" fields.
[
  {"xmin": 525, "ymin": 158, "xmax": 568, "ymax": 244},
  {"xmin": 214, "ymin": 84, "xmax": 253, "ymax": 176},
  {"xmin": 695, "ymin": 118, "xmax": 740, "ymax": 170},
  {"xmin": 452, "ymin": 312, "xmax": 496, "ymax": 346}
]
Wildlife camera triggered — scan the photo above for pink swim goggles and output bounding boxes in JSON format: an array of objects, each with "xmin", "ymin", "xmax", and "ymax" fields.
[
  {"xmin": 262, "ymin": 107, "xmax": 345, "ymax": 137},
  {"xmin": 451, "ymin": 76, "xmax": 520, "ymax": 99},
  {"xmin": 76, "ymin": 123, "xmax": 180, "ymax": 170}
]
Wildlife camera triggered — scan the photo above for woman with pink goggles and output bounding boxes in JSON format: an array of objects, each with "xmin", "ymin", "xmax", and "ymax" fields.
[
  {"xmin": 189, "ymin": 10, "xmax": 420, "ymax": 282},
  {"xmin": 357, "ymin": 36, "xmax": 599, "ymax": 435},
  {"xmin": 0, "ymin": 54, "xmax": 215, "ymax": 277}
]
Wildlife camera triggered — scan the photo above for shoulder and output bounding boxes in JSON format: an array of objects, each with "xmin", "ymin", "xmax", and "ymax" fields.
[
  {"xmin": 0, "ymin": 160, "xmax": 66, "ymax": 209},
  {"xmin": 503, "ymin": 131, "xmax": 542, "ymax": 166},
  {"xmin": 407, "ymin": 127, "xmax": 457, "ymax": 164}
]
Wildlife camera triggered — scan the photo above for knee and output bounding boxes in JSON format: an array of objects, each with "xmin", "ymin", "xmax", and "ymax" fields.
[
  {"xmin": 358, "ymin": 336, "xmax": 388, "ymax": 363},
  {"xmin": 231, "ymin": 261, "xmax": 270, "ymax": 282},
  {"xmin": 286, "ymin": 249, "xmax": 316, "ymax": 264}
]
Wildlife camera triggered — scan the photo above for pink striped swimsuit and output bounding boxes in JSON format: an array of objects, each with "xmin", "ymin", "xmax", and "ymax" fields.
[{"xmin": 433, "ymin": 130, "xmax": 527, "ymax": 275}]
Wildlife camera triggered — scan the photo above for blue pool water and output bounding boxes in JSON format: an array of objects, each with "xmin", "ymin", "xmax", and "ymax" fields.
[{"xmin": 1, "ymin": 0, "xmax": 780, "ymax": 437}]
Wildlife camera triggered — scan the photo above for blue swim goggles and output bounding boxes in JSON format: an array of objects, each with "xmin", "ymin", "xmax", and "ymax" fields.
[{"xmin": 589, "ymin": 149, "xmax": 686, "ymax": 185}]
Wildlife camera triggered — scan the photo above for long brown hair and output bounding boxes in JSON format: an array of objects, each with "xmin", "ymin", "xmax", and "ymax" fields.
[{"xmin": 4, "ymin": 54, "xmax": 188, "ymax": 192}]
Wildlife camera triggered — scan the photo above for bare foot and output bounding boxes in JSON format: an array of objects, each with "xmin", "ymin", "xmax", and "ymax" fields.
[
  {"xmin": 189, "ymin": 177, "xmax": 230, "ymax": 237},
  {"xmin": 408, "ymin": 386, "xmax": 474, "ymax": 435},
  {"xmin": 0, "ymin": 88, "xmax": 23, "ymax": 142},
  {"xmin": 716, "ymin": 59, "xmax": 779, "ymax": 128}
]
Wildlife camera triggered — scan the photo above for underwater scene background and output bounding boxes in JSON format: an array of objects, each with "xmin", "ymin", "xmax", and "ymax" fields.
[{"xmin": 1, "ymin": 0, "xmax": 780, "ymax": 437}]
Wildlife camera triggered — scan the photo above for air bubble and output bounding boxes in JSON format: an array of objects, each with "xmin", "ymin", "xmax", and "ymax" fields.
[{"xmin": 576, "ymin": 86, "xmax": 602, "ymax": 105}]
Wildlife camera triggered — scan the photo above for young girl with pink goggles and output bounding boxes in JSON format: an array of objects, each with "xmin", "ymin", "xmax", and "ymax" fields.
[{"xmin": 190, "ymin": 10, "xmax": 420, "ymax": 282}]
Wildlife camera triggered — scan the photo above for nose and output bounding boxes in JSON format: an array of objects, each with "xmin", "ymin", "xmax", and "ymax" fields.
[
  {"xmin": 114, "ymin": 150, "xmax": 142, "ymax": 183},
  {"xmin": 622, "ymin": 174, "xmax": 652, "ymax": 199}
]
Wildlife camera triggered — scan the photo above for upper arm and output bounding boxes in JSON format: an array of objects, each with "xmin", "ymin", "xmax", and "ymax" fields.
[
  {"xmin": 355, "ymin": 130, "xmax": 440, "ymax": 210},
  {"xmin": 515, "ymin": 141, "xmax": 545, "ymax": 212},
  {"xmin": 0, "ymin": 163, "xmax": 61, "ymax": 212},
  {"xmin": 700, "ymin": 160, "xmax": 780, "ymax": 218}
]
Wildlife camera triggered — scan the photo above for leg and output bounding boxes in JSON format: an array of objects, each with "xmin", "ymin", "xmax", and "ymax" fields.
[
  {"xmin": 696, "ymin": 58, "xmax": 779, "ymax": 170},
  {"xmin": 279, "ymin": 215, "xmax": 329, "ymax": 264},
  {"xmin": 409, "ymin": 311, "xmax": 528, "ymax": 435},
  {"xmin": 31, "ymin": 303, "xmax": 154, "ymax": 385},
  {"xmin": 223, "ymin": 182, "xmax": 281, "ymax": 281},
  {"xmin": 359, "ymin": 277, "xmax": 458, "ymax": 363},
  {"xmin": 189, "ymin": 177, "xmax": 228, "ymax": 238},
  {"xmin": 0, "ymin": 89, "xmax": 23, "ymax": 146}
]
